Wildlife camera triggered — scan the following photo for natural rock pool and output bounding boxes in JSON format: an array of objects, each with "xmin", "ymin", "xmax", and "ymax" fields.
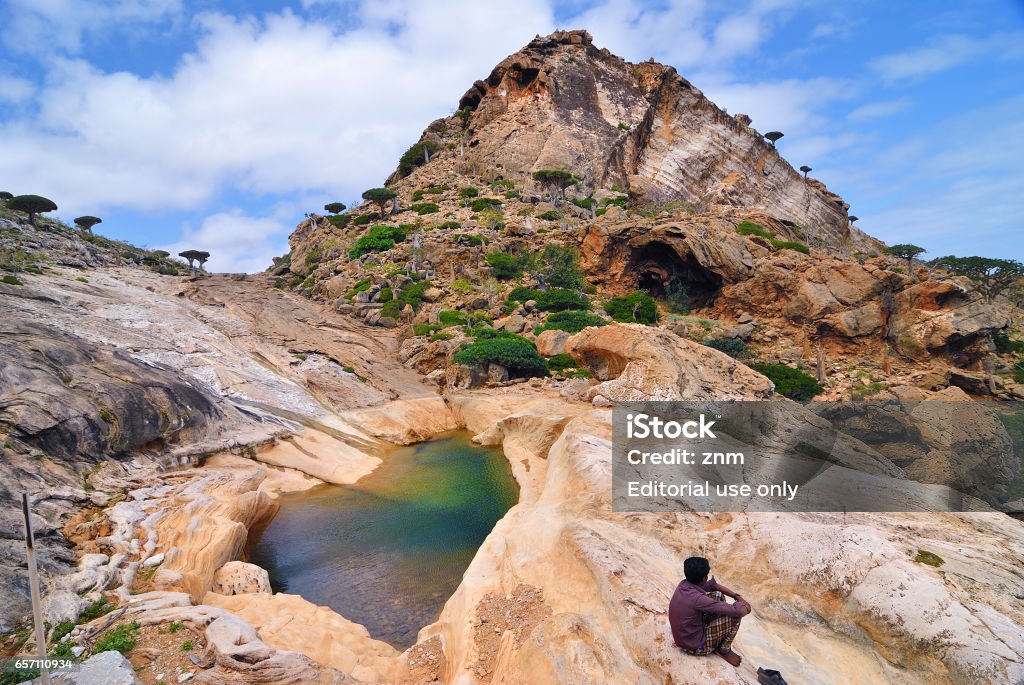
[{"xmin": 249, "ymin": 432, "xmax": 519, "ymax": 649}]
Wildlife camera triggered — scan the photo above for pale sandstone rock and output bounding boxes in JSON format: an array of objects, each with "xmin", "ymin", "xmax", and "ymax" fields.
[
  {"xmin": 535, "ymin": 329, "xmax": 570, "ymax": 356},
  {"xmin": 211, "ymin": 561, "xmax": 271, "ymax": 595},
  {"xmin": 565, "ymin": 323, "xmax": 774, "ymax": 401}
]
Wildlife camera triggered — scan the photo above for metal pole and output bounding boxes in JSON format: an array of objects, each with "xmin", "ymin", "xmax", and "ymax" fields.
[{"xmin": 23, "ymin": 493, "xmax": 51, "ymax": 685}]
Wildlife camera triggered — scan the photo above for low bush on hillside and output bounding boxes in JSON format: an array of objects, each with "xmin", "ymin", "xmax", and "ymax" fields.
[
  {"xmin": 736, "ymin": 221, "xmax": 774, "ymax": 239},
  {"xmin": 506, "ymin": 287, "xmax": 590, "ymax": 312},
  {"xmin": 410, "ymin": 202, "xmax": 439, "ymax": 215},
  {"xmin": 349, "ymin": 225, "xmax": 409, "ymax": 258},
  {"xmin": 436, "ymin": 220, "xmax": 461, "ymax": 230},
  {"xmin": 486, "ymin": 251, "xmax": 532, "ymax": 280},
  {"xmin": 604, "ymin": 292, "xmax": 659, "ymax": 324},
  {"xmin": 703, "ymin": 338, "xmax": 749, "ymax": 359},
  {"xmin": 380, "ymin": 280, "xmax": 432, "ymax": 319},
  {"xmin": 770, "ymin": 239, "xmax": 810, "ymax": 254},
  {"xmin": 994, "ymin": 331, "xmax": 1024, "ymax": 354},
  {"xmin": 749, "ymin": 363, "xmax": 822, "ymax": 401},
  {"xmin": 537, "ymin": 211, "xmax": 561, "ymax": 221},
  {"xmin": 352, "ymin": 213, "xmax": 376, "ymax": 226},
  {"xmin": 536, "ymin": 310, "xmax": 607, "ymax": 333},
  {"xmin": 453, "ymin": 336, "xmax": 547, "ymax": 377},
  {"xmin": 468, "ymin": 197, "xmax": 502, "ymax": 212},
  {"xmin": 546, "ymin": 353, "xmax": 578, "ymax": 373},
  {"xmin": 459, "ymin": 187, "xmax": 479, "ymax": 198}
]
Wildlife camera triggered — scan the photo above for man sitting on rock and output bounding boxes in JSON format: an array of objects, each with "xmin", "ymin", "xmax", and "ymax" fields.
[{"xmin": 668, "ymin": 556, "xmax": 751, "ymax": 667}]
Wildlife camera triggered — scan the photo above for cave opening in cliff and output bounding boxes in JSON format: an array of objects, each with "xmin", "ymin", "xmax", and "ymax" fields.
[{"xmin": 629, "ymin": 242, "xmax": 722, "ymax": 309}]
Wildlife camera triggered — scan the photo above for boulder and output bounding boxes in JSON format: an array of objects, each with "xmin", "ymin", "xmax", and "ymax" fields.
[
  {"xmin": 565, "ymin": 323, "xmax": 774, "ymax": 401},
  {"xmin": 487, "ymin": 363, "xmax": 509, "ymax": 384},
  {"xmin": 211, "ymin": 561, "xmax": 271, "ymax": 595},
  {"xmin": 30, "ymin": 650, "xmax": 142, "ymax": 684},
  {"xmin": 535, "ymin": 330, "xmax": 570, "ymax": 357},
  {"xmin": 824, "ymin": 301, "xmax": 883, "ymax": 337}
]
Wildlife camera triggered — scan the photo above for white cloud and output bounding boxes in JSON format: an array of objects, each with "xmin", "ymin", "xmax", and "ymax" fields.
[
  {"xmin": 699, "ymin": 77, "xmax": 853, "ymax": 133},
  {"xmin": 0, "ymin": 75, "xmax": 35, "ymax": 103},
  {"xmin": 0, "ymin": 3, "xmax": 556, "ymax": 216},
  {"xmin": 855, "ymin": 95, "xmax": 1024, "ymax": 260},
  {"xmin": 157, "ymin": 207, "xmax": 294, "ymax": 274},
  {"xmin": 713, "ymin": 14, "xmax": 762, "ymax": 59},
  {"xmin": 3, "ymin": 0, "xmax": 182, "ymax": 56},
  {"xmin": 846, "ymin": 97, "xmax": 912, "ymax": 121},
  {"xmin": 869, "ymin": 32, "xmax": 1024, "ymax": 83}
]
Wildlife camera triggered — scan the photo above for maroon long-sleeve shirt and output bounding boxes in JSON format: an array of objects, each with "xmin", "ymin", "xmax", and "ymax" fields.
[{"xmin": 668, "ymin": 577, "xmax": 748, "ymax": 650}]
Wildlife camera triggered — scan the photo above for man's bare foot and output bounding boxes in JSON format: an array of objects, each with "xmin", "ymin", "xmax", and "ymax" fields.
[{"xmin": 717, "ymin": 650, "xmax": 742, "ymax": 667}]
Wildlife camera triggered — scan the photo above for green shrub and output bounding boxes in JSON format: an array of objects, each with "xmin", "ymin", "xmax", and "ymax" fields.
[
  {"xmin": 492, "ymin": 179, "xmax": 515, "ymax": 191},
  {"xmin": 1014, "ymin": 361, "xmax": 1024, "ymax": 383},
  {"xmin": 398, "ymin": 141, "xmax": 437, "ymax": 177},
  {"xmin": 378, "ymin": 287, "xmax": 393, "ymax": 302},
  {"xmin": 546, "ymin": 353, "xmax": 578, "ymax": 373},
  {"xmin": 504, "ymin": 190, "xmax": 520, "ymax": 199},
  {"xmin": 327, "ymin": 214, "xmax": 351, "ymax": 229},
  {"xmin": 94, "ymin": 621, "xmax": 139, "ymax": 655},
  {"xmin": 51, "ymin": 619, "xmax": 75, "ymax": 643},
  {"xmin": 429, "ymin": 332, "xmax": 453, "ymax": 342},
  {"xmin": 664, "ymin": 281, "xmax": 690, "ymax": 314},
  {"xmin": 352, "ymin": 213, "xmax": 375, "ymax": 226},
  {"xmin": 469, "ymin": 197, "xmax": 502, "ymax": 212},
  {"xmin": 852, "ymin": 381, "xmax": 886, "ymax": 397},
  {"xmin": 2, "ymin": 274, "xmax": 22, "ymax": 285},
  {"xmin": 600, "ymin": 195, "xmax": 628, "ymax": 208},
  {"xmin": 537, "ymin": 210, "xmax": 561, "ymax": 221},
  {"xmin": 380, "ymin": 279, "xmax": 432, "ymax": 319},
  {"xmin": 537, "ymin": 311, "xmax": 607, "ymax": 333},
  {"xmin": 736, "ymin": 221, "xmax": 775, "ymax": 239},
  {"xmin": 994, "ymin": 331, "xmax": 1024, "ymax": 354},
  {"xmin": 182, "ymin": 640, "xmax": 193, "ymax": 652},
  {"xmin": 80, "ymin": 597, "xmax": 111, "ymax": 622},
  {"xmin": 437, "ymin": 221, "xmax": 461, "ymax": 230},
  {"xmin": 413, "ymin": 322, "xmax": 442, "ymax": 336},
  {"xmin": 412, "ymin": 185, "xmax": 446, "ymax": 201},
  {"xmin": 451, "ymin": 278, "xmax": 474, "ymax": 294},
  {"xmin": 604, "ymin": 292, "xmax": 659, "ymax": 324},
  {"xmin": 453, "ymin": 337, "xmax": 547, "ymax": 377},
  {"xmin": 345, "ymin": 277, "xmax": 373, "ymax": 301},
  {"xmin": 771, "ymin": 239, "xmax": 810, "ymax": 254},
  {"xmin": 571, "ymin": 197, "xmax": 594, "ymax": 209},
  {"xmin": 459, "ymin": 187, "xmax": 479, "ymax": 199},
  {"xmin": 439, "ymin": 309, "xmax": 489, "ymax": 327},
  {"xmin": 703, "ymin": 338, "xmax": 749, "ymax": 359},
  {"xmin": 595, "ymin": 208, "xmax": 607, "ymax": 216},
  {"xmin": 535, "ymin": 288, "xmax": 590, "ymax": 312},
  {"xmin": 486, "ymin": 251, "xmax": 531, "ymax": 280},
  {"xmin": 507, "ymin": 286, "xmax": 541, "ymax": 304},
  {"xmin": 349, "ymin": 225, "xmax": 409, "ymax": 258},
  {"xmin": 453, "ymin": 233, "xmax": 483, "ymax": 246},
  {"xmin": 539, "ymin": 245, "xmax": 584, "ymax": 289},
  {"xmin": 479, "ymin": 207, "xmax": 505, "ymax": 229},
  {"xmin": 749, "ymin": 363, "xmax": 822, "ymax": 401},
  {"xmin": 410, "ymin": 202, "xmax": 439, "ymax": 215}
]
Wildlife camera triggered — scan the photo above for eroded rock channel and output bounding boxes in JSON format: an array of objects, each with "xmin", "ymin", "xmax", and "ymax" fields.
[{"xmin": 249, "ymin": 433, "xmax": 519, "ymax": 649}]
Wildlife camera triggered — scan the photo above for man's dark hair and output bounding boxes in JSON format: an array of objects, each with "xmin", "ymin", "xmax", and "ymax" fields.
[{"xmin": 684, "ymin": 556, "xmax": 710, "ymax": 584}]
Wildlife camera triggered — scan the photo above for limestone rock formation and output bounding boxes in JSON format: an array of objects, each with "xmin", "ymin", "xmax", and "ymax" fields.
[
  {"xmin": 211, "ymin": 561, "xmax": 272, "ymax": 595},
  {"xmin": 565, "ymin": 323, "xmax": 775, "ymax": 401}
]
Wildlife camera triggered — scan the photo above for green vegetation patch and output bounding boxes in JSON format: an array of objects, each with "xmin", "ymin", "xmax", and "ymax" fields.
[
  {"xmin": 736, "ymin": 221, "xmax": 775, "ymax": 239},
  {"xmin": 914, "ymin": 550, "xmax": 945, "ymax": 567},
  {"xmin": 703, "ymin": 338, "xmax": 749, "ymax": 359},
  {"xmin": 410, "ymin": 202, "xmax": 440, "ymax": 215},
  {"xmin": 486, "ymin": 251, "xmax": 532, "ymax": 281},
  {"xmin": 453, "ymin": 336, "xmax": 547, "ymax": 378},
  {"xmin": 604, "ymin": 292, "xmax": 659, "ymax": 324},
  {"xmin": 349, "ymin": 225, "xmax": 409, "ymax": 259},
  {"xmin": 468, "ymin": 197, "xmax": 503, "ymax": 212},
  {"xmin": 771, "ymin": 239, "xmax": 810, "ymax": 254},
  {"xmin": 749, "ymin": 363, "xmax": 822, "ymax": 401},
  {"xmin": 380, "ymin": 280, "xmax": 432, "ymax": 319},
  {"xmin": 94, "ymin": 621, "xmax": 140, "ymax": 655},
  {"xmin": 537, "ymin": 311, "xmax": 607, "ymax": 334}
]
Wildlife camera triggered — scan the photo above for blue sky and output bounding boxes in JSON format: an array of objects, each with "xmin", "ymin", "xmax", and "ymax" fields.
[{"xmin": 1, "ymin": 0, "xmax": 1022, "ymax": 271}]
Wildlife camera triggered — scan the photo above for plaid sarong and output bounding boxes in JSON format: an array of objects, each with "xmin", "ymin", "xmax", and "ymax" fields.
[{"xmin": 683, "ymin": 591, "xmax": 741, "ymax": 656}]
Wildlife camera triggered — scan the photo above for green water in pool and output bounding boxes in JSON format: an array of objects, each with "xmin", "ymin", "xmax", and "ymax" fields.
[{"xmin": 248, "ymin": 432, "xmax": 519, "ymax": 649}]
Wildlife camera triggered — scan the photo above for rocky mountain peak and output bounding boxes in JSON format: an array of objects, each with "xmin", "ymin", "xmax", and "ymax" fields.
[{"xmin": 397, "ymin": 29, "xmax": 864, "ymax": 250}]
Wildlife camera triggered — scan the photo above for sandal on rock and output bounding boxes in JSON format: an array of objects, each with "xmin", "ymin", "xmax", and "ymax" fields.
[{"xmin": 757, "ymin": 667, "xmax": 787, "ymax": 685}]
